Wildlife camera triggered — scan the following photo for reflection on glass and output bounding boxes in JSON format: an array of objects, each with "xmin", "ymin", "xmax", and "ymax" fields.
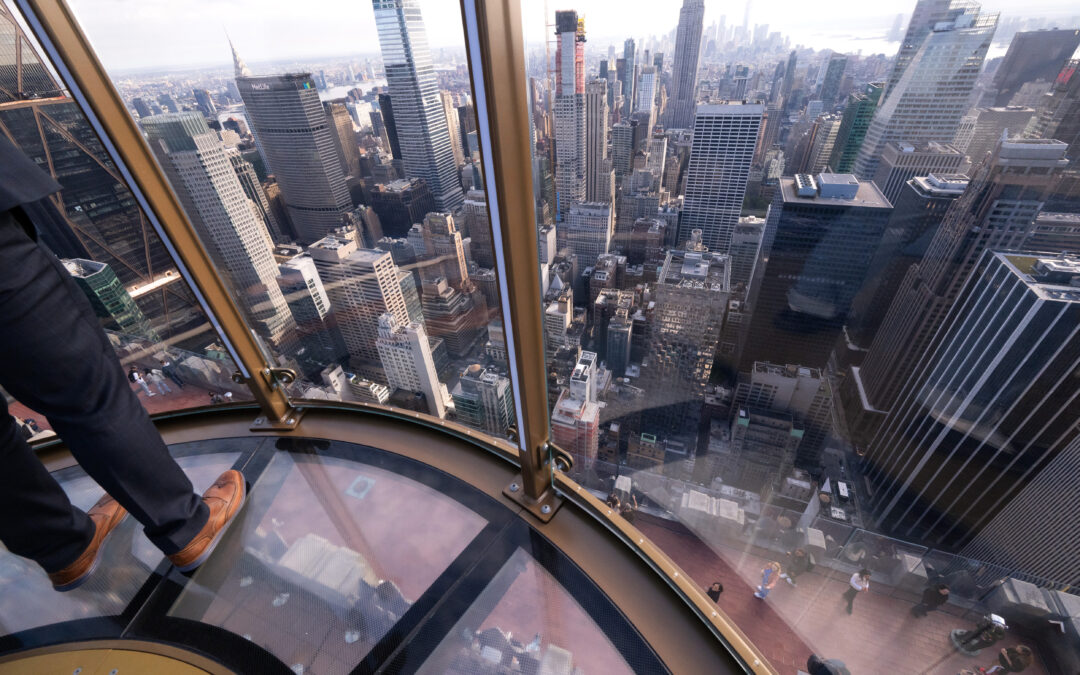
[
  {"xmin": 417, "ymin": 548, "xmax": 635, "ymax": 675},
  {"xmin": 0, "ymin": 2, "xmax": 247, "ymax": 423},
  {"xmin": 169, "ymin": 449, "xmax": 487, "ymax": 673},
  {"xmin": 61, "ymin": 0, "xmax": 513, "ymax": 444},
  {"xmin": 527, "ymin": 0, "xmax": 1079, "ymax": 672}
]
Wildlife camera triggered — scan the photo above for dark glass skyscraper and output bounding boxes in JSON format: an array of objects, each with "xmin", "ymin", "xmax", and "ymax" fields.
[
  {"xmin": 232, "ymin": 42, "xmax": 353, "ymax": 244},
  {"xmin": 372, "ymin": 0, "xmax": 464, "ymax": 211},
  {"xmin": 741, "ymin": 174, "xmax": 893, "ymax": 371},
  {"xmin": 866, "ymin": 252, "xmax": 1080, "ymax": 554}
]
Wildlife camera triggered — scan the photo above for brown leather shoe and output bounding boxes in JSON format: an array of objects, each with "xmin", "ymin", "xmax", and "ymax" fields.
[
  {"xmin": 48, "ymin": 494, "xmax": 128, "ymax": 592},
  {"xmin": 167, "ymin": 469, "xmax": 246, "ymax": 572}
]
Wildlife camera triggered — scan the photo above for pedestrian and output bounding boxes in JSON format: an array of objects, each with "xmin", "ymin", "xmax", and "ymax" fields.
[
  {"xmin": 706, "ymin": 581, "xmax": 723, "ymax": 602},
  {"xmin": 911, "ymin": 582, "xmax": 950, "ymax": 617},
  {"xmin": 144, "ymin": 367, "xmax": 172, "ymax": 396},
  {"xmin": 754, "ymin": 561, "xmax": 782, "ymax": 599},
  {"xmin": 781, "ymin": 547, "xmax": 812, "ymax": 586},
  {"xmin": 128, "ymin": 366, "xmax": 154, "ymax": 397},
  {"xmin": 605, "ymin": 492, "xmax": 621, "ymax": 509},
  {"xmin": 620, "ymin": 494, "xmax": 638, "ymax": 523},
  {"xmin": 209, "ymin": 392, "xmax": 225, "ymax": 404},
  {"xmin": 843, "ymin": 568, "xmax": 871, "ymax": 614},
  {"xmin": 0, "ymin": 135, "xmax": 246, "ymax": 591},
  {"xmin": 159, "ymin": 356, "xmax": 185, "ymax": 388},
  {"xmin": 806, "ymin": 654, "xmax": 851, "ymax": 675},
  {"xmin": 979, "ymin": 645, "xmax": 1033, "ymax": 674}
]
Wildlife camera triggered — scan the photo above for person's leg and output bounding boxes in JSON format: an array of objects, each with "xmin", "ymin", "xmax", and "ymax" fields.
[
  {"xmin": 139, "ymin": 380, "xmax": 154, "ymax": 397},
  {"xmin": 0, "ymin": 400, "xmax": 93, "ymax": 572},
  {"xmin": 0, "ymin": 212, "xmax": 207, "ymax": 559}
]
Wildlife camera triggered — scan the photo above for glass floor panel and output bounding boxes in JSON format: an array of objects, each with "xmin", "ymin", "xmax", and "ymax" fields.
[
  {"xmin": 416, "ymin": 548, "xmax": 636, "ymax": 675},
  {"xmin": 0, "ymin": 441, "xmax": 244, "ymax": 640},
  {"xmin": 1, "ymin": 437, "xmax": 666, "ymax": 674},
  {"xmin": 167, "ymin": 448, "xmax": 489, "ymax": 674}
]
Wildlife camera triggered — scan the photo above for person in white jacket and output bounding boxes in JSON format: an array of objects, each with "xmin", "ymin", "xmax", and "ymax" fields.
[{"xmin": 842, "ymin": 568, "xmax": 871, "ymax": 614}]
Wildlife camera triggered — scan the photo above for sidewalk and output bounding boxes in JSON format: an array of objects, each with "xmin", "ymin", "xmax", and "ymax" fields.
[{"xmin": 637, "ymin": 517, "xmax": 1049, "ymax": 675}]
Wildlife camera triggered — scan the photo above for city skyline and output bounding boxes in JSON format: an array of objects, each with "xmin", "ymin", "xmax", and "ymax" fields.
[{"xmin": 52, "ymin": 0, "xmax": 1080, "ymax": 73}]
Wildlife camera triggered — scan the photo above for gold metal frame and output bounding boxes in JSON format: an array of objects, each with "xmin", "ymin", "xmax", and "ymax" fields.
[
  {"xmin": 460, "ymin": 0, "xmax": 561, "ymax": 517},
  {"xmin": 13, "ymin": 0, "xmax": 776, "ymax": 671}
]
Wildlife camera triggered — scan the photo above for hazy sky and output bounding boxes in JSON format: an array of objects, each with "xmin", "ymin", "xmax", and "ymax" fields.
[{"xmin": 53, "ymin": 0, "xmax": 1080, "ymax": 72}]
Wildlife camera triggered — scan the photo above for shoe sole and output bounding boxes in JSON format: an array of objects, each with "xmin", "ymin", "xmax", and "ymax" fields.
[
  {"xmin": 173, "ymin": 480, "xmax": 247, "ymax": 573},
  {"xmin": 53, "ymin": 511, "xmax": 129, "ymax": 592}
]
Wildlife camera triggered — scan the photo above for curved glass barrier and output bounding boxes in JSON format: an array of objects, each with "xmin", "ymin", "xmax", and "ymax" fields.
[
  {"xmin": 1, "ymin": 1, "xmax": 250, "ymax": 431},
  {"xmin": 59, "ymin": 0, "xmax": 514, "ymax": 446},
  {"xmin": 523, "ymin": 0, "xmax": 1080, "ymax": 673}
]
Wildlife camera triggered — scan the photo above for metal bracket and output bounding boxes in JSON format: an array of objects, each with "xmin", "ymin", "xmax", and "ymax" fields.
[
  {"xmin": 250, "ymin": 406, "xmax": 305, "ymax": 432},
  {"xmin": 504, "ymin": 476, "xmax": 564, "ymax": 522}
]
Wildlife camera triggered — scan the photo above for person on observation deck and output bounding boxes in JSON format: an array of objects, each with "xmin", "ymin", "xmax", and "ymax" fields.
[{"xmin": 0, "ymin": 134, "xmax": 246, "ymax": 591}]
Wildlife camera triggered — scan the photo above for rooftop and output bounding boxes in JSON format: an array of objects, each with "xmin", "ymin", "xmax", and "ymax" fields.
[{"xmin": 780, "ymin": 173, "xmax": 891, "ymax": 209}]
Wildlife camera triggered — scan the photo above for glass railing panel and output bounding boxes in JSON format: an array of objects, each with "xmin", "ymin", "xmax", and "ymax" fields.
[
  {"xmin": 59, "ymin": 0, "xmax": 514, "ymax": 446},
  {"xmin": 1, "ymin": 1, "xmax": 250, "ymax": 431},
  {"xmin": 522, "ymin": 0, "xmax": 1080, "ymax": 672}
]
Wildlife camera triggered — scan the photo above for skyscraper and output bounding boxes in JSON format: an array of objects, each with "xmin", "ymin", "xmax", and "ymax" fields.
[
  {"xmin": 621, "ymin": 39, "xmax": 636, "ymax": 120},
  {"xmin": 882, "ymin": 0, "xmax": 965, "ymax": 103},
  {"xmin": 634, "ymin": 66, "xmax": 657, "ymax": 131},
  {"xmin": 827, "ymin": 82, "xmax": 882, "ymax": 173},
  {"xmin": 376, "ymin": 312, "xmax": 450, "ymax": 418},
  {"xmin": 871, "ymin": 141, "xmax": 967, "ymax": 204},
  {"xmin": 741, "ymin": 174, "xmax": 893, "ymax": 371},
  {"xmin": 233, "ymin": 45, "xmax": 353, "ymax": 243},
  {"xmin": 308, "ymin": 234, "xmax": 410, "ymax": 374},
  {"xmin": 991, "ymin": 28, "xmax": 1080, "ymax": 107},
  {"xmin": 376, "ymin": 93, "xmax": 402, "ymax": 159},
  {"xmin": 324, "ymin": 100, "xmax": 362, "ymax": 179},
  {"xmin": 1025, "ymin": 58, "xmax": 1080, "ymax": 162},
  {"xmin": 275, "ymin": 246, "xmax": 348, "ymax": 373},
  {"xmin": 452, "ymin": 364, "xmax": 515, "ymax": 437},
  {"xmin": 866, "ymin": 252, "xmax": 1080, "ymax": 553},
  {"xmin": 141, "ymin": 112, "xmax": 298, "ymax": 355},
  {"xmin": 551, "ymin": 351, "xmax": 602, "ymax": 466},
  {"xmin": 559, "ymin": 202, "xmax": 613, "ymax": 267},
  {"xmin": 960, "ymin": 106, "xmax": 1036, "ymax": 165},
  {"xmin": 640, "ymin": 240, "xmax": 731, "ymax": 440},
  {"xmin": 854, "ymin": 5, "xmax": 996, "ymax": 180},
  {"xmin": 584, "ymin": 79, "xmax": 610, "ymax": 203},
  {"xmin": 552, "ymin": 10, "xmax": 587, "ymax": 221},
  {"xmin": 439, "ymin": 91, "xmax": 465, "ymax": 169},
  {"xmin": 372, "ymin": 0, "xmax": 464, "ymax": 211},
  {"xmin": 667, "ymin": 0, "xmax": 705, "ymax": 130},
  {"xmin": 679, "ymin": 102, "xmax": 763, "ymax": 251},
  {"xmin": 62, "ymin": 258, "xmax": 159, "ymax": 341},
  {"xmin": 818, "ymin": 53, "xmax": 848, "ymax": 108},
  {"xmin": 780, "ymin": 50, "xmax": 798, "ymax": 112},
  {"xmin": 856, "ymin": 140, "xmax": 1072, "ymax": 425}
]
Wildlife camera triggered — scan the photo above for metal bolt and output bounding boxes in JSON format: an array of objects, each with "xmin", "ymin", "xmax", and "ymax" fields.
[
  {"xmin": 540, "ymin": 504, "xmax": 552, "ymax": 515},
  {"xmin": 73, "ymin": 670, "xmax": 82, "ymax": 675},
  {"xmin": 254, "ymin": 417, "xmax": 264, "ymax": 425},
  {"xmin": 287, "ymin": 418, "xmax": 296, "ymax": 425},
  {"xmin": 509, "ymin": 482, "xmax": 520, "ymax": 492},
  {"xmin": 109, "ymin": 670, "xmax": 119, "ymax": 675}
]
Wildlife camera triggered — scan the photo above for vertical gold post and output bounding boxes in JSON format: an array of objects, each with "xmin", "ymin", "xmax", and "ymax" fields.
[
  {"xmin": 17, "ymin": 0, "xmax": 298, "ymax": 426},
  {"xmin": 460, "ymin": 0, "xmax": 556, "ymax": 508}
]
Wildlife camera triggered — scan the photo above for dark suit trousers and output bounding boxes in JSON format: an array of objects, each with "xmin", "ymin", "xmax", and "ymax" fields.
[{"xmin": 0, "ymin": 209, "xmax": 207, "ymax": 573}]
